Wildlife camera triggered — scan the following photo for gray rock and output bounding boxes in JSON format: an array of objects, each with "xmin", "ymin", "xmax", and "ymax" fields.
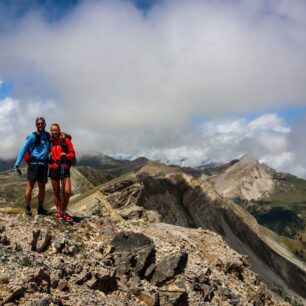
[
  {"xmin": 159, "ymin": 291, "xmax": 188, "ymax": 306},
  {"xmin": 29, "ymin": 295, "xmax": 51, "ymax": 306},
  {"xmin": 150, "ymin": 251, "xmax": 188, "ymax": 286},
  {"xmin": 218, "ymin": 287, "xmax": 235, "ymax": 301},
  {"xmin": 109, "ymin": 231, "xmax": 156, "ymax": 279},
  {"xmin": 0, "ymin": 274, "xmax": 9, "ymax": 284},
  {"xmin": 2, "ymin": 286, "xmax": 26, "ymax": 304},
  {"xmin": 144, "ymin": 263, "xmax": 156, "ymax": 278},
  {"xmin": 144, "ymin": 210, "xmax": 161, "ymax": 223},
  {"xmin": 18, "ymin": 253, "xmax": 32, "ymax": 267},
  {"xmin": 54, "ymin": 236, "xmax": 80, "ymax": 256},
  {"xmin": 54, "ymin": 237, "xmax": 67, "ymax": 253},
  {"xmin": 111, "ymin": 231, "xmax": 154, "ymax": 253},
  {"xmin": 137, "ymin": 289, "xmax": 159, "ymax": 306},
  {"xmin": 225, "ymin": 260, "xmax": 244, "ymax": 280},
  {"xmin": 75, "ymin": 263, "xmax": 83, "ymax": 274},
  {"xmin": 164, "ymin": 275, "xmax": 186, "ymax": 293},
  {"xmin": 88, "ymin": 269, "xmax": 117, "ymax": 294},
  {"xmin": 0, "ymin": 234, "xmax": 10, "ymax": 245},
  {"xmin": 120, "ymin": 205, "xmax": 144, "ymax": 220},
  {"xmin": 27, "ymin": 281, "xmax": 38, "ymax": 293},
  {"xmin": 57, "ymin": 279, "xmax": 69, "ymax": 292},
  {"xmin": 31, "ymin": 268, "xmax": 51, "ymax": 293},
  {"xmin": 75, "ymin": 272, "xmax": 92, "ymax": 285},
  {"xmin": 31, "ymin": 230, "xmax": 52, "ymax": 253}
]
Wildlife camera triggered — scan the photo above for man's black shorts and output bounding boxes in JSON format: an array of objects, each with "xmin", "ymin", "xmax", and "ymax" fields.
[
  {"xmin": 49, "ymin": 167, "xmax": 70, "ymax": 180},
  {"xmin": 27, "ymin": 164, "xmax": 48, "ymax": 183}
]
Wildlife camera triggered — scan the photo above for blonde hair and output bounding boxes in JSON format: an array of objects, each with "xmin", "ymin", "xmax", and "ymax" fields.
[{"xmin": 50, "ymin": 123, "xmax": 60, "ymax": 131}]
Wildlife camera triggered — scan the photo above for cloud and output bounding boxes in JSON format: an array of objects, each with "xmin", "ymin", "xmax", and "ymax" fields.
[
  {"xmin": 131, "ymin": 113, "xmax": 306, "ymax": 178},
  {"xmin": 0, "ymin": 97, "xmax": 56, "ymax": 158},
  {"xmin": 0, "ymin": 0, "xmax": 306, "ymax": 176},
  {"xmin": 0, "ymin": 0, "xmax": 306, "ymax": 126}
]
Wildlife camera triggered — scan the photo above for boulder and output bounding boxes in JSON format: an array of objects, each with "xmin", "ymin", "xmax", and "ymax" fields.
[
  {"xmin": 111, "ymin": 231, "xmax": 153, "ymax": 253},
  {"xmin": 31, "ymin": 230, "xmax": 52, "ymax": 253},
  {"xmin": 109, "ymin": 231, "xmax": 156, "ymax": 279},
  {"xmin": 150, "ymin": 251, "xmax": 188, "ymax": 286}
]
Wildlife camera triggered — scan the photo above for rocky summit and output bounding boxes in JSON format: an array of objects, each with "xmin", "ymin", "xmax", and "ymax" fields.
[{"xmin": 0, "ymin": 213, "xmax": 290, "ymax": 306}]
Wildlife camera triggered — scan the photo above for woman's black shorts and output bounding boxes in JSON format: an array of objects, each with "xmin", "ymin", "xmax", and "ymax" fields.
[
  {"xmin": 27, "ymin": 164, "xmax": 48, "ymax": 184},
  {"xmin": 49, "ymin": 167, "xmax": 70, "ymax": 180}
]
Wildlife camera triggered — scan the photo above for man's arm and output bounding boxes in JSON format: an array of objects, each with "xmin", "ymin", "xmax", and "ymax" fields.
[{"xmin": 14, "ymin": 134, "xmax": 36, "ymax": 166}]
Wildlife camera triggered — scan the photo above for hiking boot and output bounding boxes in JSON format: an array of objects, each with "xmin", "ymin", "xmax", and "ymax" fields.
[
  {"xmin": 37, "ymin": 206, "xmax": 48, "ymax": 215},
  {"xmin": 25, "ymin": 207, "xmax": 32, "ymax": 217},
  {"xmin": 54, "ymin": 212, "xmax": 63, "ymax": 220},
  {"xmin": 64, "ymin": 214, "xmax": 73, "ymax": 222}
]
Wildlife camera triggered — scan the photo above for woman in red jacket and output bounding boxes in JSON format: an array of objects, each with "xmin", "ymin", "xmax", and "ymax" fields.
[{"xmin": 49, "ymin": 123, "xmax": 76, "ymax": 222}]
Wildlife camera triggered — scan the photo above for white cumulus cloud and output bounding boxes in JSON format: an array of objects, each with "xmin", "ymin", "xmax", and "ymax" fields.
[{"xmin": 0, "ymin": 1, "xmax": 305, "ymax": 177}]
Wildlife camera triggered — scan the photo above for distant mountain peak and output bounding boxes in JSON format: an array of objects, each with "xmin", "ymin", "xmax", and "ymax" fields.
[
  {"xmin": 210, "ymin": 154, "xmax": 274, "ymax": 201},
  {"xmin": 239, "ymin": 154, "xmax": 259, "ymax": 165}
]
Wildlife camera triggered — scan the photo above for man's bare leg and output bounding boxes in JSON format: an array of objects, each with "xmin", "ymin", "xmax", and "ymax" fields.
[
  {"xmin": 37, "ymin": 182, "xmax": 46, "ymax": 208},
  {"xmin": 25, "ymin": 181, "xmax": 35, "ymax": 209}
]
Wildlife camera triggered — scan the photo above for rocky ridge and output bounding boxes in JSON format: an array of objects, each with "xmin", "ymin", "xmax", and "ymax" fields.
[
  {"xmin": 0, "ymin": 212, "xmax": 291, "ymax": 306},
  {"xmin": 67, "ymin": 160, "xmax": 306, "ymax": 301}
]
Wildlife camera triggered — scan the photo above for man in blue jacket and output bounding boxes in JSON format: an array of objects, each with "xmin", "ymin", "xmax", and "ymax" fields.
[{"xmin": 14, "ymin": 117, "xmax": 51, "ymax": 216}]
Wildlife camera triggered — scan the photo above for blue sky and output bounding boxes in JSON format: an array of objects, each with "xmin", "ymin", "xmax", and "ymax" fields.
[{"xmin": 1, "ymin": 0, "xmax": 306, "ymax": 177}]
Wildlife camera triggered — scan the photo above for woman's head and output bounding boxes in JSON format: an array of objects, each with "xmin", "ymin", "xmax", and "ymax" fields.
[{"xmin": 50, "ymin": 123, "xmax": 60, "ymax": 139}]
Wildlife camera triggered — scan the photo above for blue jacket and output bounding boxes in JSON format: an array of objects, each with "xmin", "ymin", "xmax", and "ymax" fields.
[{"xmin": 15, "ymin": 132, "xmax": 50, "ymax": 166}]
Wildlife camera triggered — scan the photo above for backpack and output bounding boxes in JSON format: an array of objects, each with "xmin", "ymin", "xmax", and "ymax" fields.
[
  {"xmin": 52, "ymin": 132, "xmax": 77, "ymax": 166},
  {"xmin": 23, "ymin": 132, "xmax": 51, "ymax": 164}
]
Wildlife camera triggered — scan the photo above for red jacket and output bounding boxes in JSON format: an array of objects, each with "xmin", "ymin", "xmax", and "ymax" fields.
[{"xmin": 50, "ymin": 133, "xmax": 76, "ymax": 169}]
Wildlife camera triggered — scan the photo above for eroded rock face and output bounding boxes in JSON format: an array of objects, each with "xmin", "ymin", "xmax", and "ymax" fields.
[{"xmin": 101, "ymin": 176, "xmax": 143, "ymax": 209}]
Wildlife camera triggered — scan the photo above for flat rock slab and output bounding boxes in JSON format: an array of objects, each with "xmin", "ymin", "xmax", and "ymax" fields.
[{"xmin": 111, "ymin": 231, "xmax": 154, "ymax": 253}]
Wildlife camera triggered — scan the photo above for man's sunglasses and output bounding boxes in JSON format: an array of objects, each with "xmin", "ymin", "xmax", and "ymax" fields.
[{"xmin": 36, "ymin": 122, "xmax": 45, "ymax": 125}]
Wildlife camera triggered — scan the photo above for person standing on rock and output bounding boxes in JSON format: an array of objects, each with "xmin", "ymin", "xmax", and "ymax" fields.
[
  {"xmin": 13, "ymin": 117, "xmax": 51, "ymax": 216},
  {"xmin": 49, "ymin": 123, "xmax": 76, "ymax": 222}
]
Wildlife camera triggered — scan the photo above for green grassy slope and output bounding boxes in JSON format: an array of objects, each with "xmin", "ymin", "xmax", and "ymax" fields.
[{"xmin": 243, "ymin": 172, "xmax": 306, "ymax": 260}]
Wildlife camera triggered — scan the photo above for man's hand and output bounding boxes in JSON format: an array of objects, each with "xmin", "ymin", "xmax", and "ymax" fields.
[{"xmin": 13, "ymin": 164, "xmax": 22, "ymax": 176}]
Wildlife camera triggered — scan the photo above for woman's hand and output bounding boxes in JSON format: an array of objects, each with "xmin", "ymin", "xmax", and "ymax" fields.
[{"xmin": 60, "ymin": 152, "xmax": 67, "ymax": 159}]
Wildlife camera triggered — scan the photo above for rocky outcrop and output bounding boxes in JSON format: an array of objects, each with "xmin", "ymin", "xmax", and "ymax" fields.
[
  {"xmin": 96, "ymin": 162, "xmax": 306, "ymax": 300},
  {"xmin": 0, "ymin": 213, "xmax": 290, "ymax": 305}
]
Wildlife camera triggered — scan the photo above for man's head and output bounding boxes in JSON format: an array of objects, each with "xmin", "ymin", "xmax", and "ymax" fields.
[{"xmin": 35, "ymin": 117, "xmax": 46, "ymax": 133}]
